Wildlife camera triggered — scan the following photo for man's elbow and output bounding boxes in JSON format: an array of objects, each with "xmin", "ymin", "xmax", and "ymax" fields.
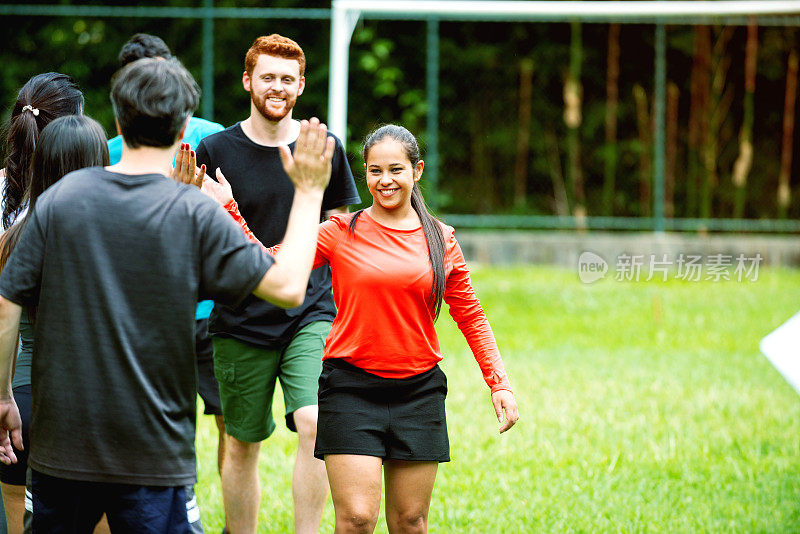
[
  {"xmin": 254, "ymin": 281, "xmax": 306, "ymax": 309},
  {"xmin": 253, "ymin": 262, "xmax": 311, "ymax": 308},
  {"xmin": 273, "ymin": 288, "xmax": 305, "ymax": 309}
]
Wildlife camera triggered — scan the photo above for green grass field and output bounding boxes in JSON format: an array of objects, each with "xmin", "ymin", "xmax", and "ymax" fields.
[{"xmin": 194, "ymin": 266, "xmax": 800, "ymax": 533}]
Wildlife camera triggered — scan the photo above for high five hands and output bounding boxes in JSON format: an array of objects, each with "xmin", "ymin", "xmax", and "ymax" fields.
[
  {"xmin": 176, "ymin": 118, "xmax": 333, "ymax": 199},
  {"xmin": 171, "ymin": 142, "xmax": 231, "ymax": 204}
]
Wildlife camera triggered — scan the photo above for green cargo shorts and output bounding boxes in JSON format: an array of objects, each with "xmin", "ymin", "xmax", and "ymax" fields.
[{"xmin": 212, "ymin": 321, "xmax": 332, "ymax": 443}]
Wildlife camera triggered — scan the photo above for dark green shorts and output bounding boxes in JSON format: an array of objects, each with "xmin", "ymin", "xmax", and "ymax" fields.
[{"xmin": 212, "ymin": 321, "xmax": 332, "ymax": 443}]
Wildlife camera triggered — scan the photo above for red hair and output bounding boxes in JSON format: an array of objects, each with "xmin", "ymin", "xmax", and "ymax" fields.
[{"xmin": 245, "ymin": 34, "xmax": 305, "ymax": 77}]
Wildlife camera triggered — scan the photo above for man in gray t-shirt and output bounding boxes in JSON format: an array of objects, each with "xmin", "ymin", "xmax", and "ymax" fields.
[{"xmin": 0, "ymin": 57, "xmax": 334, "ymax": 532}]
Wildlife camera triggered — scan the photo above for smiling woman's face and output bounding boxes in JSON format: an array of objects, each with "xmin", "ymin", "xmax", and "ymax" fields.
[{"xmin": 365, "ymin": 138, "xmax": 423, "ymax": 215}]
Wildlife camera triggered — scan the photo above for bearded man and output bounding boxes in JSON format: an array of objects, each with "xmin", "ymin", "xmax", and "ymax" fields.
[{"xmin": 195, "ymin": 34, "xmax": 359, "ymax": 534}]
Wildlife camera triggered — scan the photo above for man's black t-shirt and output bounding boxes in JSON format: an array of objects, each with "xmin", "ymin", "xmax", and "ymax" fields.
[
  {"xmin": 0, "ymin": 167, "xmax": 272, "ymax": 486},
  {"xmin": 196, "ymin": 123, "xmax": 360, "ymax": 349}
]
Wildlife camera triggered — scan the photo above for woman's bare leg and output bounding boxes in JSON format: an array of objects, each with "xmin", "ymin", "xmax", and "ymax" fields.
[
  {"xmin": 325, "ymin": 455, "xmax": 382, "ymax": 534},
  {"xmin": 1, "ymin": 482, "xmax": 25, "ymax": 534},
  {"xmin": 383, "ymin": 461, "xmax": 438, "ymax": 534}
]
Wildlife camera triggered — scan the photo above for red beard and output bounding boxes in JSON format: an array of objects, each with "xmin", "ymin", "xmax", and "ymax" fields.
[{"xmin": 252, "ymin": 91, "xmax": 296, "ymax": 122}]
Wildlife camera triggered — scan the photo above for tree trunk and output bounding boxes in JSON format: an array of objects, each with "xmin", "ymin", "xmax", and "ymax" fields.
[
  {"xmin": 469, "ymin": 97, "xmax": 495, "ymax": 213},
  {"xmin": 665, "ymin": 82, "xmax": 679, "ymax": 218},
  {"xmin": 602, "ymin": 23, "xmax": 620, "ymax": 216},
  {"xmin": 701, "ymin": 27, "xmax": 733, "ymax": 220},
  {"xmin": 513, "ymin": 58, "xmax": 534, "ymax": 209},
  {"xmin": 732, "ymin": 21, "xmax": 758, "ymax": 219},
  {"xmin": 633, "ymin": 84, "xmax": 651, "ymax": 216},
  {"xmin": 564, "ymin": 20, "xmax": 585, "ymax": 220},
  {"xmin": 778, "ymin": 46, "xmax": 798, "ymax": 218},
  {"xmin": 687, "ymin": 26, "xmax": 711, "ymax": 219},
  {"xmin": 545, "ymin": 129, "xmax": 569, "ymax": 216}
]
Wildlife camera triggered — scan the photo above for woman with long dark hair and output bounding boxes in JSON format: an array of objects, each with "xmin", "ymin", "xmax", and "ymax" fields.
[
  {"xmin": 0, "ymin": 115, "xmax": 108, "ymax": 534},
  {"xmin": 203, "ymin": 123, "xmax": 519, "ymax": 533},
  {"xmin": 1, "ymin": 72, "xmax": 84, "ymax": 230}
]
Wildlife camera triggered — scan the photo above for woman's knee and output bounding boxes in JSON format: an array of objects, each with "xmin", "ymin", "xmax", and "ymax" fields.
[
  {"xmin": 335, "ymin": 506, "xmax": 380, "ymax": 533},
  {"xmin": 386, "ymin": 508, "xmax": 427, "ymax": 533}
]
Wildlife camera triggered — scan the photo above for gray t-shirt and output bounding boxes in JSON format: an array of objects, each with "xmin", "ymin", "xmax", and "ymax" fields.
[{"xmin": 0, "ymin": 167, "xmax": 272, "ymax": 486}]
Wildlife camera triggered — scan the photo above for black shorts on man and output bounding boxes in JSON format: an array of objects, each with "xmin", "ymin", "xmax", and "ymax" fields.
[{"xmin": 32, "ymin": 470, "xmax": 191, "ymax": 533}]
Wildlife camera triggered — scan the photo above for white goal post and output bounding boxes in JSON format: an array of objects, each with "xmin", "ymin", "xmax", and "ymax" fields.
[{"xmin": 327, "ymin": 0, "xmax": 800, "ymax": 145}]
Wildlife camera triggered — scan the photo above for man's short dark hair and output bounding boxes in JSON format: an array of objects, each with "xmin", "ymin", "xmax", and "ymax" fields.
[
  {"xmin": 110, "ymin": 58, "xmax": 199, "ymax": 149},
  {"xmin": 118, "ymin": 33, "xmax": 172, "ymax": 67}
]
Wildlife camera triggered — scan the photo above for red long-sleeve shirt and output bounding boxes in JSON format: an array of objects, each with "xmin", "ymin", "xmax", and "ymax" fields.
[{"xmin": 225, "ymin": 202, "xmax": 512, "ymax": 394}]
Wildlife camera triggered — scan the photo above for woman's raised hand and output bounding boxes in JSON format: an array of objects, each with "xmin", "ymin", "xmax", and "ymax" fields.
[
  {"xmin": 200, "ymin": 168, "xmax": 234, "ymax": 206},
  {"xmin": 171, "ymin": 143, "xmax": 206, "ymax": 188},
  {"xmin": 278, "ymin": 118, "xmax": 334, "ymax": 195}
]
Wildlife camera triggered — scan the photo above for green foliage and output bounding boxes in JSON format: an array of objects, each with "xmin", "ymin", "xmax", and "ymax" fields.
[
  {"xmin": 1, "ymin": 3, "xmax": 798, "ymax": 218},
  {"xmin": 194, "ymin": 266, "xmax": 800, "ymax": 532}
]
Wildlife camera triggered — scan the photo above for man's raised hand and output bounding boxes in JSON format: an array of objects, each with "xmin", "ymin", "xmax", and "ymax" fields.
[{"xmin": 278, "ymin": 118, "xmax": 334, "ymax": 195}]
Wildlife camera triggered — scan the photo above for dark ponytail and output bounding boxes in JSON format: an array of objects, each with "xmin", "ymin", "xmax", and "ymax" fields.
[
  {"xmin": 351, "ymin": 124, "xmax": 446, "ymax": 320},
  {"xmin": 0, "ymin": 115, "xmax": 107, "ymax": 322},
  {"xmin": 2, "ymin": 111, "xmax": 37, "ymax": 229},
  {"xmin": 1, "ymin": 72, "xmax": 84, "ymax": 229}
]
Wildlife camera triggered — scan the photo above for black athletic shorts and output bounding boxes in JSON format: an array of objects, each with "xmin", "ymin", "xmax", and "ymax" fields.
[
  {"xmin": 31, "ymin": 470, "xmax": 191, "ymax": 533},
  {"xmin": 0, "ymin": 384, "xmax": 30, "ymax": 485},
  {"xmin": 315, "ymin": 358, "xmax": 450, "ymax": 462},
  {"xmin": 195, "ymin": 318, "xmax": 222, "ymax": 416}
]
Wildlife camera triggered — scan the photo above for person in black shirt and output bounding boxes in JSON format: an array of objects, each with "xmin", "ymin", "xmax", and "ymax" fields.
[
  {"xmin": 195, "ymin": 34, "xmax": 359, "ymax": 534},
  {"xmin": 0, "ymin": 57, "xmax": 334, "ymax": 532}
]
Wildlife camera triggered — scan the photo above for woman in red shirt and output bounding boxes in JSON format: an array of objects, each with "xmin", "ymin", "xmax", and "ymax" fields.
[{"xmin": 205, "ymin": 124, "xmax": 519, "ymax": 533}]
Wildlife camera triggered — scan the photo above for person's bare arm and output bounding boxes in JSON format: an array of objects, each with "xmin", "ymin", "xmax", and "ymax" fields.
[
  {"xmin": 251, "ymin": 118, "xmax": 334, "ymax": 308},
  {"xmin": 0, "ymin": 296, "xmax": 22, "ymax": 464}
]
